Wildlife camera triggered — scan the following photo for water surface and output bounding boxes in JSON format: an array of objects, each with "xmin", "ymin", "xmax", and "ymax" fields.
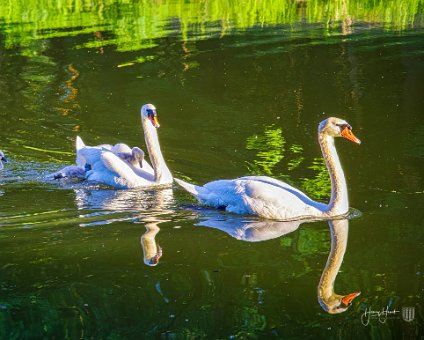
[{"xmin": 1, "ymin": 1, "xmax": 423, "ymax": 338}]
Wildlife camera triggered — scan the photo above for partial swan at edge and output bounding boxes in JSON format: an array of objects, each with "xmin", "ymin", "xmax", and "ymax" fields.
[
  {"xmin": 175, "ymin": 117, "xmax": 361, "ymax": 220},
  {"xmin": 0, "ymin": 150, "xmax": 8, "ymax": 170}
]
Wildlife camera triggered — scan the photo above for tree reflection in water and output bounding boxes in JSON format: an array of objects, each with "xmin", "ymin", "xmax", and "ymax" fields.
[
  {"xmin": 1, "ymin": 0, "xmax": 422, "ymax": 56},
  {"xmin": 245, "ymin": 125, "xmax": 330, "ymax": 200}
]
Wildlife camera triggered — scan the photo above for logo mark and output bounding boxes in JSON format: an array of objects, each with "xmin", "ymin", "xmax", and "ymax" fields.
[{"xmin": 402, "ymin": 307, "xmax": 415, "ymax": 322}]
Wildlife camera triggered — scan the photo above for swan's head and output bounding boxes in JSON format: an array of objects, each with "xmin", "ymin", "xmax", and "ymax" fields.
[
  {"xmin": 0, "ymin": 150, "xmax": 8, "ymax": 170},
  {"xmin": 320, "ymin": 291, "xmax": 361, "ymax": 314},
  {"xmin": 145, "ymin": 245, "xmax": 162, "ymax": 267},
  {"xmin": 319, "ymin": 117, "xmax": 361, "ymax": 144},
  {"xmin": 141, "ymin": 103, "xmax": 160, "ymax": 128}
]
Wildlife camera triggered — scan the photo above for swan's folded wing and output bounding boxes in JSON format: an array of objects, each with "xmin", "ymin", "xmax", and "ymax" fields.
[
  {"xmin": 239, "ymin": 179, "xmax": 325, "ymax": 220},
  {"xmin": 239, "ymin": 176, "xmax": 315, "ymax": 201},
  {"xmin": 141, "ymin": 159, "xmax": 154, "ymax": 175},
  {"xmin": 100, "ymin": 150, "xmax": 152, "ymax": 187},
  {"xmin": 76, "ymin": 146, "xmax": 103, "ymax": 167}
]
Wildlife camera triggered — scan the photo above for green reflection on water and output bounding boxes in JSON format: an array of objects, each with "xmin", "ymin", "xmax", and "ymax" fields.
[
  {"xmin": 246, "ymin": 126, "xmax": 285, "ymax": 176},
  {"xmin": 246, "ymin": 125, "xmax": 330, "ymax": 200},
  {"xmin": 1, "ymin": 0, "xmax": 423, "ymax": 54},
  {"xmin": 300, "ymin": 158, "xmax": 331, "ymax": 200}
]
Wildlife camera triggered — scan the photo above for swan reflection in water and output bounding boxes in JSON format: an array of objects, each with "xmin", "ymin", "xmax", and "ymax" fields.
[
  {"xmin": 197, "ymin": 213, "xmax": 360, "ymax": 314},
  {"xmin": 74, "ymin": 186, "xmax": 173, "ymax": 266},
  {"xmin": 140, "ymin": 217, "xmax": 164, "ymax": 266}
]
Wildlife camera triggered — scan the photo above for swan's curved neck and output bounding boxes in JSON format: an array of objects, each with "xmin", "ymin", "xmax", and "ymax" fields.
[
  {"xmin": 318, "ymin": 219, "xmax": 349, "ymax": 302},
  {"xmin": 143, "ymin": 119, "xmax": 172, "ymax": 184},
  {"xmin": 140, "ymin": 223, "xmax": 160, "ymax": 266},
  {"xmin": 319, "ymin": 134, "xmax": 348, "ymax": 216}
]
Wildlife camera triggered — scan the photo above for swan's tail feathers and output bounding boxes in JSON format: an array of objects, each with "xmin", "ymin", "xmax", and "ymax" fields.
[
  {"xmin": 76, "ymin": 136, "xmax": 85, "ymax": 152},
  {"xmin": 174, "ymin": 178, "xmax": 204, "ymax": 198},
  {"xmin": 75, "ymin": 136, "xmax": 86, "ymax": 167}
]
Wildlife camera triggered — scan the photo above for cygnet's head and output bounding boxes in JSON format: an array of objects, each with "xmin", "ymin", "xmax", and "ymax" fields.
[
  {"xmin": 319, "ymin": 117, "xmax": 361, "ymax": 144},
  {"xmin": 141, "ymin": 103, "xmax": 160, "ymax": 128},
  {"xmin": 114, "ymin": 145, "xmax": 145, "ymax": 167},
  {"xmin": 131, "ymin": 147, "xmax": 145, "ymax": 163},
  {"xmin": 0, "ymin": 150, "xmax": 8, "ymax": 170}
]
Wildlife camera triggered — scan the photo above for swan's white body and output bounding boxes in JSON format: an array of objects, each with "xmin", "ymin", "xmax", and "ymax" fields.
[
  {"xmin": 76, "ymin": 104, "xmax": 172, "ymax": 189},
  {"xmin": 0, "ymin": 150, "xmax": 8, "ymax": 170},
  {"xmin": 48, "ymin": 142, "xmax": 151, "ymax": 181},
  {"xmin": 175, "ymin": 117, "xmax": 360, "ymax": 221}
]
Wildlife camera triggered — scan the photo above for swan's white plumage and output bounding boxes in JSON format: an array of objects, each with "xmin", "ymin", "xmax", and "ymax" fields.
[
  {"xmin": 176, "ymin": 117, "xmax": 360, "ymax": 221},
  {"xmin": 176, "ymin": 177, "xmax": 325, "ymax": 220},
  {"xmin": 47, "ymin": 165, "xmax": 86, "ymax": 179},
  {"xmin": 75, "ymin": 103, "xmax": 172, "ymax": 189},
  {"xmin": 0, "ymin": 150, "xmax": 7, "ymax": 170}
]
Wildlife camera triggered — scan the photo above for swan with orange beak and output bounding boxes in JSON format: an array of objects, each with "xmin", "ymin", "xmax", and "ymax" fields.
[{"xmin": 176, "ymin": 117, "xmax": 361, "ymax": 220}]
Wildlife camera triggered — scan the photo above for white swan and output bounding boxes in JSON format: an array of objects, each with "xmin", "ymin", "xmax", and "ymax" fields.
[
  {"xmin": 47, "ymin": 144, "xmax": 132, "ymax": 180},
  {"xmin": 318, "ymin": 218, "xmax": 360, "ymax": 314},
  {"xmin": 76, "ymin": 103, "xmax": 173, "ymax": 188},
  {"xmin": 0, "ymin": 150, "xmax": 8, "ymax": 170},
  {"xmin": 175, "ymin": 117, "xmax": 361, "ymax": 220},
  {"xmin": 48, "ymin": 139, "xmax": 146, "ymax": 180}
]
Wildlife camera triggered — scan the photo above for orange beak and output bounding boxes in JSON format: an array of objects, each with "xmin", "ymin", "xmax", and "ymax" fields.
[
  {"xmin": 341, "ymin": 292, "xmax": 361, "ymax": 306},
  {"xmin": 341, "ymin": 127, "xmax": 361, "ymax": 144},
  {"xmin": 150, "ymin": 115, "xmax": 160, "ymax": 128},
  {"xmin": 149, "ymin": 254, "xmax": 160, "ymax": 265}
]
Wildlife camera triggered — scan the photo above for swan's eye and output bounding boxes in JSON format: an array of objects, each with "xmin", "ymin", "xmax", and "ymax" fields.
[
  {"xmin": 146, "ymin": 108, "xmax": 160, "ymax": 128},
  {"xmin": 146, "ymin": 109, "xmax": 156, "ymax": 117},
  {"xmin": 336, "ymin": 123, "xmax": 352, "ymax": 131}
]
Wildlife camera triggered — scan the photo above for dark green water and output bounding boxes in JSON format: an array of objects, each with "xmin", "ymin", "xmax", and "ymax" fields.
[{"xmin": 1, "ymin": 1, "xmax": 424, "ymax": 338}]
